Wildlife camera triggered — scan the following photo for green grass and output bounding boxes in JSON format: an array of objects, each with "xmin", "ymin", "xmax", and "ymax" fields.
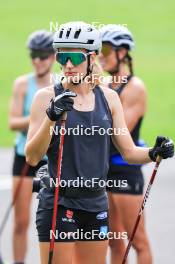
[{"xmin": 0, "ymin": 0, "xmax": 175, "ymax": 146}]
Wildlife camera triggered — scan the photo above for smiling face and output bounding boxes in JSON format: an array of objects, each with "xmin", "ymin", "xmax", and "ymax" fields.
[{"xmin": 57, "ymin": 48, "xmax": 96, "ymax": 83}]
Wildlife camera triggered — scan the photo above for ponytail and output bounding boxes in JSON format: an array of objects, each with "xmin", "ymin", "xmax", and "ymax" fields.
[
  {"xmin": 125, "ymin": 53, "xmax": 134, "ymax": 76},
  {"xmin": 88, "ymin": 62, "xmax": 103, "ymax": 88}
]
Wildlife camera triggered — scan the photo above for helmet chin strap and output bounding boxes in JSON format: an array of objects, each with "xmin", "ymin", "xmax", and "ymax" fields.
[{"xmin": 71, "ymin": 54, "xmax": 92, "ymax": 86}]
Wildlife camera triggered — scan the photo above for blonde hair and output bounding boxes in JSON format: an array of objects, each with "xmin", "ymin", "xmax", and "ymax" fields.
[{"xmin": 88, "ymin": 62, "xmax": 103, "ymax": 88}]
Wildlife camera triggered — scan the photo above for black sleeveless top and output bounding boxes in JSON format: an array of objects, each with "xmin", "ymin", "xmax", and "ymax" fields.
[
  {"xmin": 109, "ymin": 76, "xmax": 143, "ymax": 157},
  {"xmin": 39, "ymin": 83, "xmax": 112, "ymax": 212}
]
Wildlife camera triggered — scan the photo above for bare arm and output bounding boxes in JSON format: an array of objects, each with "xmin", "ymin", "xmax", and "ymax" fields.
[
  {"xmin": 9, "ymin": 76, "xmax": 30, "ymax": 132},
  {"xmin": 25, "ymin": 88, "xmax": 55, "ymax": 166},
  {"xmin": 103, "ymin": 87, "xmax": 151, "ymax": 164},
  {"xmin": 121, "ymin": 78, "xmax": 147, "ymax": 132}
]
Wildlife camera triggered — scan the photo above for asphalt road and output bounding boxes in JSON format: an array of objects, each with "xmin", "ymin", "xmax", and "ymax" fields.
[{"xmin": 0, "ymin": 148, "xmax": 175, "ymax": 264}]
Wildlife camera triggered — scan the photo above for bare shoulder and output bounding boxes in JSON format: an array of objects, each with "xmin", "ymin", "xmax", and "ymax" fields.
[
  {"xmin": 100, "ymin": 84, "xmax": 120, "ymax": 98},
  {"xmin": 127, "ymin": 76, "xmax": 147, "ymax": 96},
  {"xmin": 99, "ymin": 84, "xmax": 121, "ymax": 113},
  {"xmin": 35, "ymin": 85, "xmax": 54, "ymax": 99},
  {"xmin": 99, "ymin": 84, "xmax": 118, "ymax": 98},
  {"xmin": 14, "ymin": 75, "xmax": 28, "ymax": 86},
  {"xmin": 13, "ymin": 74, "xmax": 28, "ymax": 94},
  {"xmin": 32, "ymin": 85, "xmax": 54, "ymax": 111},
  {"xmin": 121, "ymin": 76, "xmax": 147, "ymax": 113}
]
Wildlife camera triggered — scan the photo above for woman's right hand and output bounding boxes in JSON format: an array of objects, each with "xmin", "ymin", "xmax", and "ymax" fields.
[{"xmin": 46, "ymin": 89, "xmax": 77, "ymax": 121}]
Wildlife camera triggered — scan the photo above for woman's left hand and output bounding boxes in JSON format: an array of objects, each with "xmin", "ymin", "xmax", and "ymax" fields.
[{"xmin": 149, "ymin": 136, "xmax": 174, "ymax": 161}]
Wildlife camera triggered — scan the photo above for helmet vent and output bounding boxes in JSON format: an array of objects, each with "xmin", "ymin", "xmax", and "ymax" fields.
[
  {"xmin": 59, "ymin": 29, "xmax": 64, "ymax": 38},
  {"xmin": 87, "ymin": 27, "xmax": 93, "ymax": 32},
  {"xmin": 114, "ymin": 34, "xmax": 132, "ymax": 41},
  {"xmin": 66, "ymin": 28, "xmax": 71, "ymax": 38},
  {"xmin": 74, "ymin": 29, "xmax": 81, "ymax": 39},
  {"xmin": 87, "ymin": 39, "xmax": 94, "ymax": 44}
]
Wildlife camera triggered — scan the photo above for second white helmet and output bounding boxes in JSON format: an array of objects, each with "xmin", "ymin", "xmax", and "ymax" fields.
[
  {"xmin": 100, "ymin": 24, "xmax": 135, "ymax": 50},
  {"xmin": 53, "ymin": 21, "xmax": 102, "ymax": 54}
]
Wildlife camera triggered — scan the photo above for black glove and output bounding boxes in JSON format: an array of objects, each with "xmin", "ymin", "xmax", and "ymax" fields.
[
  {"xmin": 46, "ymin": 89, "xmax": 77, "ymax": 121},
  {"xmin": 149, "ymin": 136, "xmax": 174, "ymax": 161}
]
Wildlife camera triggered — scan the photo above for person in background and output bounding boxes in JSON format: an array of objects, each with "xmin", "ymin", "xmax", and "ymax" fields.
[
  {"xmin": 99, "ymin": 24, "xmax": 152, "ymax": 264},
  {"xmin": 9, "ymin": 30, "xmax": 55, "ymax": 264}
]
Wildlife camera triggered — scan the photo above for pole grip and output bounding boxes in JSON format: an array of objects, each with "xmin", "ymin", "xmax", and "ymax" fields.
[
  {"xmin": 156, "ymin": 155, "xmax": 162, "ymax": 163},
  {"xmin": 61, "ymin": 112, "xmax": 67, "ymax": 122},
  {"xmin": 156, "ymin": 139, "xmax": 167, "ymax": 163}
]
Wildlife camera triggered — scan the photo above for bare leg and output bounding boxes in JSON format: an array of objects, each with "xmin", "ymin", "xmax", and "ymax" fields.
[
  {"xmin": 39, "ymin": 242, "xmax": 74, "ymax": 264},
  {"xmin": 73, "ymin": 240, "xmax": 108, "ymax": 264},
  {"xmin": 108, "ymin": 192, "xmax": 128, "ymax": 264},
  {"xmin": 108, "ymin": 193, "xmax": 152, "ymax": 264},
  {"xmin": 13, "ymin": 177, "xmax": 32, "ymax": 262}
]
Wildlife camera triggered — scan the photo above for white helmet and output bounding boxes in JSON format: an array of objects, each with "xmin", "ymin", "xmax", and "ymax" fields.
[
  {"xmin": 53, "ymin": 21, "xmax": 102, "ymax": 54},
  {"xmin": 100, "ymin": 24, "xmax": 135, "ymax": 50}
]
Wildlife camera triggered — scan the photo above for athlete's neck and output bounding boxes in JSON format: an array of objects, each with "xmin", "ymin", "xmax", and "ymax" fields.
[{"xmin": 35, "ymin": 71, "xmax": 53, "ymax": 88}]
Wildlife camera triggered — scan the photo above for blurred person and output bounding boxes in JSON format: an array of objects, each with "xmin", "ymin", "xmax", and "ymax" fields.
[
  {"xmin": 99, "ymin": 24, "xmax": 152, "ymax": 264},
  {"xmin": 25, "ymin": 21, "xmax": 174, "ymax": 264},
  {"xmin": 9, "ymin": 30, "xmax": 55, "ymax": 264}
]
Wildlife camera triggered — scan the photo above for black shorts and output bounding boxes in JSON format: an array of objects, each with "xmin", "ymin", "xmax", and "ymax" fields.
[
  {"xmin": 107, "ymin": 164, "xmax": 144, "ymax": 195},
  {"xmin": 36, "ymin": 203, "xmax": 109, "ymax": 242},
  {"xmin": 12, "ymin": 151, "xmax": 47, "ymax": 177}
]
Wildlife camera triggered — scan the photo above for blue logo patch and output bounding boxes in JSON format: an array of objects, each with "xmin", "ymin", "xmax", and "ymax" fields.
[
  {"xmin": 96, "ymin": 211, "xmax": 107, "ymax": 220},
  {"xmin": 100, "ymin": 226, "xmax": 108, "ymax": 235}
]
